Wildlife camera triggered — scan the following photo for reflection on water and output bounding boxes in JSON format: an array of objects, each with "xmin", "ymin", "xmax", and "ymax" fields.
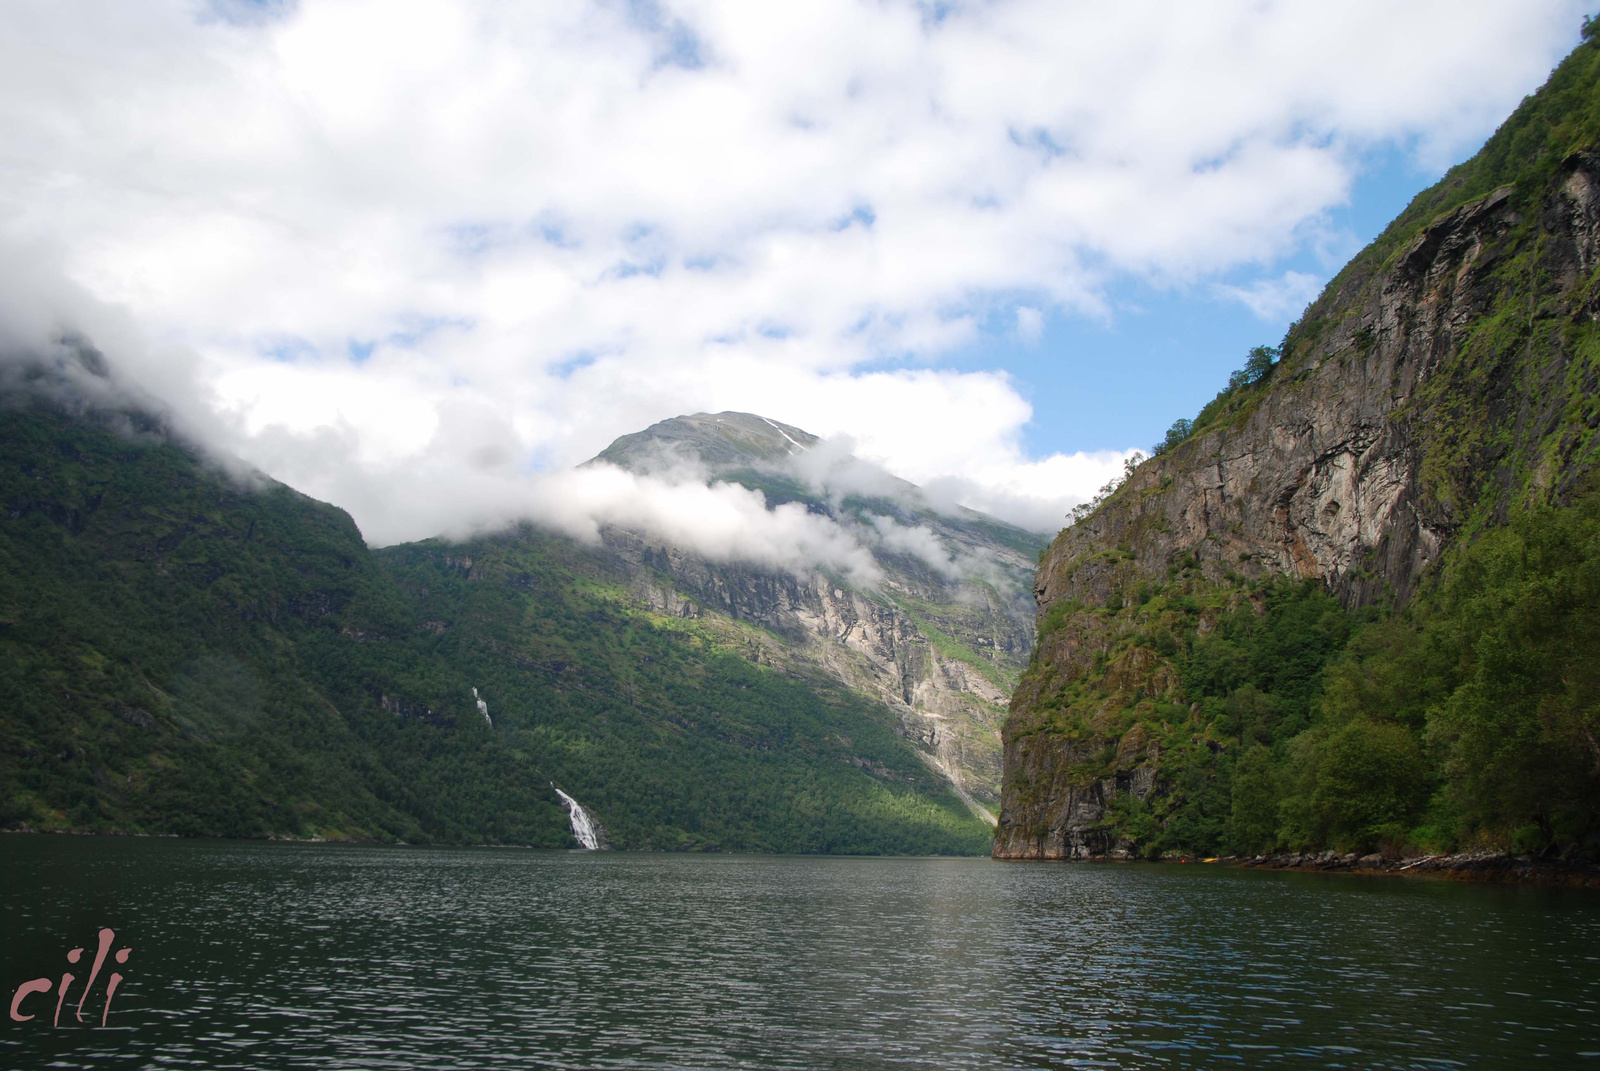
[{"xmin": 1, "ymin": 837, "xmax": 1597, "ymax": 1069}]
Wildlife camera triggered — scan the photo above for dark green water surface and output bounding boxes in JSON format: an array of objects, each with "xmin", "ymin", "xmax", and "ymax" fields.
[{"xmin": 1, "ymin": 837, "xmax": 1596, "ymax": 1068}]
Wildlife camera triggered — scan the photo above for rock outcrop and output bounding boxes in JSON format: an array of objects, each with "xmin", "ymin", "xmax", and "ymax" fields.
[
  {"xmin": 584, "ymin": 412, "xmax": 1045, "ymax": 815},
  {"xmin": 995, "ymin": 54, "xmax": 1600, "ymax": 858},
  {"xmin": 604, "ymin": 525, "xmax": 1028, "ymax": 812}
]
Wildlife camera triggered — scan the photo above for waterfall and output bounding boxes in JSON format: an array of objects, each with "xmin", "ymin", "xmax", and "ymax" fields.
[
  {"xmin": 553, "ymin": 787, "xmax": 604, "ymax": 850},
  {"xmin": 471, "ymin": 687, "xmax": 492, "ymax": 726}
]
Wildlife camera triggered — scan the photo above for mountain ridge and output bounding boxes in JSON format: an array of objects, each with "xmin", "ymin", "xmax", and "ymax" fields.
[
  {"xmin": 578, "ymin": 409, "xmax": 1048, "ymax": 818},
  {"xmin": 994, "ymin": 37, "xmax": 1600, "ymax": 862},
  {"xmin": 589, "ymin": 411, "xmax": 820, "ymax": 473},
  {"xmin": 0, "ymin": 378, "xmax": 1030, "ymax": 850}
]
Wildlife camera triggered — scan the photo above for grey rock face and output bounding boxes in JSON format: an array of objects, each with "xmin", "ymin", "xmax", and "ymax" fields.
[
  {"xmin": 1036, "ymin": 185, "xmax": 1523, "ymax": 620},
  {"xmin": 588, "ymin": 414, "xmax": 1046, "ymax": 815},
  {"xmin": 995, "ymin": 154, "xmax": 1600, "ymax": 858}
]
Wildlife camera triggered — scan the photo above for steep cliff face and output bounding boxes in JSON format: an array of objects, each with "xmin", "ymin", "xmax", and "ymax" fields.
[
  {"xmin": 583, "ymin": 412, "xmax": 1044, "ymax": 815},
  {"xmin": 995, "ymin": 41, "xmax": 1600, "ymax": 859},
  {"xmin": 604, "ymin": 525, "xmax": 1028, "ymax": 811}
]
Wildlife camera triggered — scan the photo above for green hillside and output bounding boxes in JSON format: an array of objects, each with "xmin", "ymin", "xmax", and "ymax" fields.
[
  {"xmin": 0, "ymin": 401, "xmax": 570, "ymax": 844},
  {"xmin": 374, "ymin": 534, "xmax": 989, "ymax": 853},
  {"xmin": 0, "ymin": 396, "xmax": 988, "ymax": 853},
  {"xmin": 1000, "ymin": 34, "xmax": 1600, "ymax": 861}
]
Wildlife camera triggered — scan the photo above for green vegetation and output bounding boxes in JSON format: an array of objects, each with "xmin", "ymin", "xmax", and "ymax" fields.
[
  {"xmin": 1011, "ymin": 31, "xmax": 1600, "ymax": 861},
  {"xmin": 1152, "ymin": 345, "xmax": 1279, "ymax": 456},
  {"xmin": 0, "ymin": 403, "xmax": 571, "ymax": 844},
  {"xmin": 1016, "ymin": 495, "xmax": 1600, "ymax": 860},
  {"xmin": 0, "ymin": 401, "xmax": 989, "ymax": 854},
  {"xmin": 1307, "ymin": 31, "xmax": 1600, "ymax": 330},
  {"xmin": 1329, "ymin": 495, "xmax": 1600, "ymax": 851},
  {"xmin": 374, "ymin": 534, "xmax": 990, "ymax": 854}
]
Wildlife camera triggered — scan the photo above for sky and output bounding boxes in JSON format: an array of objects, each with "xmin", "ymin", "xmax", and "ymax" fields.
[{"xmin": 0, "ymin": 0, "xmax": 1591, "ymax": 551}]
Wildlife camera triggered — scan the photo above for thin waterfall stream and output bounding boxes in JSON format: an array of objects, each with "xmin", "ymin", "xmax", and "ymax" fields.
[{"xmin": 554, "ymin": 787, "xmax": 605, "ymax": 850}]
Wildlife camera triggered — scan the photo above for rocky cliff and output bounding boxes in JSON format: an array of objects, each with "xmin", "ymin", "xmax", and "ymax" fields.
[
  {"xmin": 995, "ymin": 38, "xmax": 1600, "ymax": 859},
  {"xmin": 584, "ymin": 412, "xmax": 1045, "ymax": 817}
]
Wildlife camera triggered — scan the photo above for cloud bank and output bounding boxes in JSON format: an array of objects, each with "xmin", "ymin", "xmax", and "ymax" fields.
[
  {"xmin": 0, "ymin": 0, "xmax": 1585, "ymax": 547},
  {"xmin": 0, "ymin": 268, "xmax": 1004, "ymax": 587}
]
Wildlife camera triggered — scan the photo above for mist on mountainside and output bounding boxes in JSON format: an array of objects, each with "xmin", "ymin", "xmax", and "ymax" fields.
[{"xmin": 0, "ymin": 260, "xmax": 1064, "ymax": 592}]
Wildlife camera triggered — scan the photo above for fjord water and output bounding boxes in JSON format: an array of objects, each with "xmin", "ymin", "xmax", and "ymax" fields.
[{"xmin": 2, "ymin": 838, "xmax": 1595, "ymax": 1069}]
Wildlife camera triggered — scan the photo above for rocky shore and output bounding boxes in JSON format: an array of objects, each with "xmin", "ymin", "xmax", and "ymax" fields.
[
  {"xmin": 996, "ymin": 847, "xmax": 1600, "ymax": 888},
  {"xmin": 1232, "ymin": 848, "xmax": 1600, "ymax": 888}
]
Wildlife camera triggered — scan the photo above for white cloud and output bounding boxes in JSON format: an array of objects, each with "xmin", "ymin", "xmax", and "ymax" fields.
[
  {"xmin": 922, "ymin": 449, "xmax": 1142, "ymax": 535},
  {"xmin": 1215, "ymin": 270, "xmax": 1327, "ymax": 322},
  {"xmin": 0, "ymin": 0, "xmax": 1585, "ymax": 545},
  {"xmin": 867, "ymin": 514, "xmax": 964, "ymax": 578}
]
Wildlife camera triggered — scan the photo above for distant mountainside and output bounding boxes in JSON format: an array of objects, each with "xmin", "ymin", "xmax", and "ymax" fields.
[
  {"xmin": 995, "ymin": 36, "xmax": 1600, "ymax": 862},
  {"xmin": 582, "ymin": 410, "xmax": 1047, "ymax": 817},
  {"xmin": 0, "ymin": 376, "xmax": 1037, "ymax": 852},
  {"xmin": 0, "ymin": 394, "xmax": 570, "ymax": 844},
  {"xmin": 591, "ymin": 411, "xmax": 820, "ymax": 472}
]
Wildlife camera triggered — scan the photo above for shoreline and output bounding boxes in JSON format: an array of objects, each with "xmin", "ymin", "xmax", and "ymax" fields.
[
  {"xmin": 994, "ymin": 847, "xmax": 1600, "ymax": 888},
  {"xmin": 8, "ymin": 828, "xmax": 1596, "ymax": 880},
  {"xmin": 1234, "ymin": 848, "xmax": 1600, "ymax": 888}
]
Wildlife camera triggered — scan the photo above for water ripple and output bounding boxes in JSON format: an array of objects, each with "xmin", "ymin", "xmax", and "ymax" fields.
[{"xmin": 1, "ymin": 841, "xmax": 1598, "ymax": 1068}]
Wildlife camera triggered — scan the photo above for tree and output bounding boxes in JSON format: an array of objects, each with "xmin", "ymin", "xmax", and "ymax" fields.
[
  {"xmin": 1428, "ymin": 502, "xmax": 1600, "ymax": 846},
  {"xmin": 1229, "ymin": 745, "xmax": 1281, "ymax": 854},
  {"xmin": 1153, "ymin": 418, "xmax": 1193, "ymax": 455},
  {"xmin": 1313, "ymin": 718, "xmax": 1430, "ymax": 852},
  {"xmin": 1243, "ymin": 345, "xmax": 1278, "ymax": 382}
]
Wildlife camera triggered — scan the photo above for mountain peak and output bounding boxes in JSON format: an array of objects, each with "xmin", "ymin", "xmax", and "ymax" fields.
[{"xmin": 589, "ymin": 411, "xmax": 819, "ymax": 474}]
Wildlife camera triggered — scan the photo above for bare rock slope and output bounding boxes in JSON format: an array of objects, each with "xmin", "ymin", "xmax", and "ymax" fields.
[
  {"xmin": 995, "ymin": 45, "xmax": 1600, "ymax": 858},
  {"xmin": 588, "ymin": 412, "xmax": 1046, "ymax": 817}
]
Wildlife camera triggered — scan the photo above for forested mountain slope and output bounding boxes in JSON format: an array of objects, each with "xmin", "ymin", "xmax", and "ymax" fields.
[
  {"xmin": 371, "ymin": 528, "xmax": 990, "ymax": 852},
  {"xmin": 995, "ymin": 35, "xmax": 1600, "ymax": 861},
  {"xmin": 0, "ymin": 386, "xmax": 989, "ymax": 853},
  {"xmin": 0, "ymin": 396, "xmax": 570, "ymax": 844}
]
